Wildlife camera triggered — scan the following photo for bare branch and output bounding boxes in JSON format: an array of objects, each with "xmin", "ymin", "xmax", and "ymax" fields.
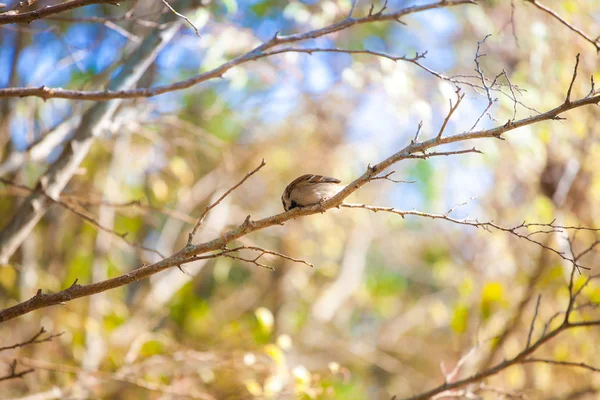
[
  {"xmin": 0, "ymin": 19, "xmax": 183, "ymax": 265},
  {"xmin": 405, "ymin": 147, "xmax": 483, "ymax": 159},
  {"xmin": 503, "ymin": 69, "xmax": 519, "ymax": 120},
  {"xmin": 339, "ymin": 203, "xmax": 595, "ymax": 270},
  {"xmin": 262, "ymin": 47, "xmax": 427, "ymax": 63},
  {"xmin": 526, "ymin": 294, "xmax": 541, "ymax": 348},
  {"xmin": 444, "ymin": 198, "xmax": 476, "ymax": 217},
  {"xmin": 187, "ymin": 159, "xmax": 266, "ymax": 245},
  {"xmin": 0, "ymin": 187, "xmax": 197, "ymax": 224},
  {"xmin": 226, "ymin": 246, "xmax": 315, "ymax": 268},
  {"xmin": 0, "ymin": 0, "xmax": 477, "ymax": 101},
  {"xmin": 0, "ymin": 178, "xmax": 165, "ymax": 259},
  {"xmin": 474, "ymin": 34, "xmax": 493, "ymax": 104},
  {"xmin": 522, "ymin": 358, "xmax": 600, "ymax": 373},
  {"xmin": 0, "ymin": 0, "xmax": 119, "ymax": 25},
  {"xmin": 348, "ymin": 0, "xmax": 359, "ymax": 18},
  {"xmin": 0, "ymin": 327, "xmax": 63, "ymax": 352},
  {"xmin": 574, "ymin": 239, "xmax": 600, "ymax": 262},
  {"xmin": 179, "ymin": 244, "xmax": 314, "ymax": 270},
  {"xmin": 371, "ymin": 171, "xmax": 415, "ymax": 184},
  {"xmin": 1, "ymin": 86, "xmax": 599, "ymax": 323},
  {"xmin": 412, "ymin": 121, "xmax": 424, "ymax": 144},
  {"xmin": 159, "ymin": 0, "xmax": 200, "ymax": 37},
  {"xmin": 395, "ymin": 266, "xmax": 600, "ymax": 400},
  {"xmin": 565, "ymin": 53, "xmax": 580, "ymax": 103},
  {"xmin": 15, "ymin": 357, "xmax": 217, "ymax": 400},
  {"xmin": 221, "ymin": 253, "xmax": 274, "ymax": 270},
  {"xmin": 0, "ymin": 360, "xmax": 34, "ymax": 382},
  {"xmin": 436, "ymin": 89, "xmax": 464, "ymax": 140},
  {"xmin": 525, "ymin": 0, "xmax": 600, "ymax": 52}
]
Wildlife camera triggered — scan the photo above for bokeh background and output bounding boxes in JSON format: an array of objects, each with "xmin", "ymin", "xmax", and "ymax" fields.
[{"xmin": 1, "ymin": 0, "xmax": 600, "ymax": 398}]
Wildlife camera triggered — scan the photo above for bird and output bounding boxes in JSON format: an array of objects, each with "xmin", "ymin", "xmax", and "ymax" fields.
[{"xmin": 281, "ymin": 174, "xmax": 342, "ymax": 211}]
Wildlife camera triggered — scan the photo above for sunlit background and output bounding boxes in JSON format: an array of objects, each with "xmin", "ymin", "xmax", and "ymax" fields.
[{"xmin": 1, "ymin": 0, "xmax": 600, "ymax": 399}]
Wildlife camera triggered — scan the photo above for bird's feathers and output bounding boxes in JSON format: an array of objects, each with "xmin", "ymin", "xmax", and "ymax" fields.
[{"xmin": 282, "ymin": 174, "xmax": 342, "ymax": 211}]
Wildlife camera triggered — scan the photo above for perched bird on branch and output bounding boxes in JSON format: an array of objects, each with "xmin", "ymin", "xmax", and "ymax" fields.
[{"xmin": 282, "ymin": 174, "xmax": 342, "ymax": 211}]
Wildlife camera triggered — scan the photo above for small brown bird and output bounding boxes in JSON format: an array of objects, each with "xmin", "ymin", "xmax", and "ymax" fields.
[{"xmin": 282, "ymin": 174, "xmax": 342, "ymax": 211}]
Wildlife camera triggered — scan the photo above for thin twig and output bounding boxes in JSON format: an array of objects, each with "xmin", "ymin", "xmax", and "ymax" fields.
[
  {"xmin": 526, "ymin": 294, "xmax": 541, "ymax": 348},
  {"xmin": 371, "ymin": 171, "xmax": 416, "ymax": 184},
  {"xmin": 436, "ymin": 89, "xmax": 464, "ymax": 140},
  {"xmin": 0, "ymin": 0, "xmax": 119, "ymax": 25},
  {"xmin": 502, "ymin": 69, "xmax": 519, "ymax": 120},
  {"xmin": 406, "ymin": 148, "xmax": 482, "ymax": 159},
  {"xmin": 159, "ymin": 0, "xmax": 200, "ymax": 37},
  {"xmin": 0, "ymin": 327, "xmax": 63, "ymax": 352},
  {"xmin": 0, "ymin": 0, "xmax": 478, "ymax": 101},
  {"xmin": 565, "ymin": 53, "xmax": 580, "ymax": 103},
  {"xmin": 187, "ymin": 159, "xmax": 266, "ymax": 245},
  {"xmin": 0, "ymin": 178, "xmax": 165, "ymax": 258},
  {"xmin": 0, "ymin": 360, "xmax": 34, "ymax": 382},
  {"xmin": 396, "ymin": 266, "xmax": 600, "ymax": 400},
  {"xmin": 523, "ymin": 358, "xmax": 600, "ymax": 373},
  {"xmin": 340, "ymin": 203, "xmax": 595, "ymax": 271},
  {"xmin": 1, "ymin": 86, "xmax": 599, "ymax": 323},
  {"xmin": 474, "ymin": 34, "xmax": 493, "ymax": 104},
  {"xmin": 412, "ymin": 121, "xmax": 424, "ymax": 144},
  {"xmin": 348, "ymin": 0, "xmax": 359, "ymax": 18},
  {"xmin": 179, "ymin": 245, "xmax": 314, "ymax": 269},
  {"xmin": 525, "ymin": 0, "xmax": 600, "ymax": 52}
]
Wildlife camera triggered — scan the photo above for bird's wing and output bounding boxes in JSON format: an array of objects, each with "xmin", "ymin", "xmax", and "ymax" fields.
[{"xmin": 296, "ymin": 174, "xmax": 341, "ymax": 186}]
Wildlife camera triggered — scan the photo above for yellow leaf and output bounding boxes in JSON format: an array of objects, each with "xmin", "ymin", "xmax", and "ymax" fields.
[
  {"xmin": 255, "ymin": 307, "xmax": 274, "ymax": 334},
  {"xmin": 481, "ymin": 282, "xmax": 504, "ymax": 303},
  {"xmin": 244, "ymin": 379, "xmax": 263, "ymax": 396},
  {"xmin": 264, "ymin": 344, "xmax": 285, "ymax": 366},
  {"xmin": 451, "ymin": 304, "xmax": 469, "ymax": 334}
]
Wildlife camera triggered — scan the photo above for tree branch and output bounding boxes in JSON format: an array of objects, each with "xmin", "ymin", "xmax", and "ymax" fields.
[
  {"xmin": 397, "ymin": 266, "xmax": 600, "ymax": 400},
  {"xmin": 524, "ymin": 0, "xmax": 600, "ymax": 52},
  {"xmin": 0, "ymin": 79, "xmax": 598, "ymax": 323},
  {"xmin": 187, "ymin": 159, "xmax": 266, "ymax": 245},
  {"xmin": 0, "ymin": 327, "xmax": 63, "ymax": 352},
  {"xmin": 0, "ymin": 0, "xmax": 120, "ymax": 25},
  {"xmin": 0, "ymin": 0, "xmax": 476, "ymax": 101},
  {"xmin": 0, "ymin": 15, "xmax": 185, "ymax": 265},
  {"xmin": 0, "ymin": 359, "xmax": 33, "ymax": 382},
  {"xmin": 0, "ymin": 178, "xmax": 165, "ymax": 258},
  {"xmin": 159, "ymin": 0, "xmax": 200, "ymax": 37},
  {"xmin": 340, "ymin": 203, "xmax": 596, "ymax": 270}
]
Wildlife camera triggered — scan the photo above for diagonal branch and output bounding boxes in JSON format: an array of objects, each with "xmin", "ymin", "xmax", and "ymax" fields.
[
  {"xmin": 0, "ymin": 14, "xmax": 186, "ymax": 265},
  {"xmin": 405, "ymin": 147, "xmax": 482, "ymax": 159},
  {"xmin": 0, "ymin": 359, "xmax": 34, "ymax": 382},
  {"xmin": 0, "ymin": 78, "xmax": 598, "ymax": 324},
  {"xmin": 524, "ymin": 0, "xmax": 600, "ymax": 52},
  {"xmin": 159, "ymin": 0, "xmax": 200, "ymax": 37},
  {"xmin": 522, "ymin": 358, "xmax": 600, "ymax": 373},
  {"xmin": 0, "ymin": 178, "xmax": 165, "ymax": 258},
  {"xmin": 436, "ymin": 89, "xmax": 464, "ymax": 140},
  {"xmin": 0, "ymin": 327, "xmax": 63, "ymax": 352},
  {"xmin": 0, "ymin": 0, "xmax": 476, "ymax": 101},
  {"xmin": 187, "ymin": 159, "xmax": 265, "ymax": 245},
  {"xmin": 0, "ymin": 0, "xmax": 120, "ymax": 25},
  {"xmin": 339, "ymin": 203, "xmax": 596, "ymax": 270},
  {"xmin": 397, "ymin": 267, "xmax": 600, "ymax": 400}
]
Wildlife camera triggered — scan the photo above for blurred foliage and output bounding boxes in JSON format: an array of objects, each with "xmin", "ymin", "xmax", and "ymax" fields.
[{"xmin": 1, "ymin": 0, "xmax": 600, "ymax": 399}]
